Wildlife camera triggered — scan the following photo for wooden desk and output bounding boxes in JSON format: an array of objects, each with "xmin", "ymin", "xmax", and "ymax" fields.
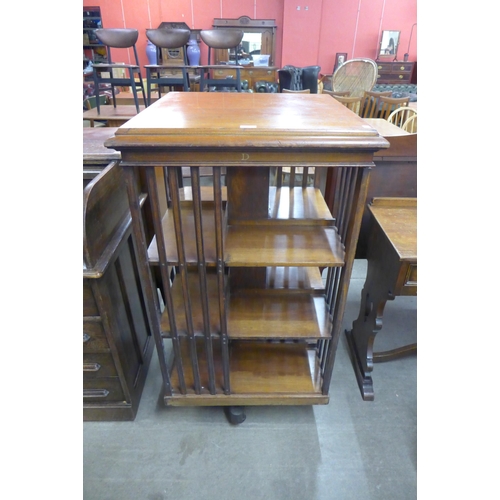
[
  {"xmin": 105, "ymin": 93, "xmax": 388, "ymax": 422},
  {"xmin": 83, "ymin": 105, "xmax": 146, "ymax": 127},
  {"xmin": 83, "ymin": 128, "xmax": 120, "ymax": 187},
  {"xmin": 83, "ymin": 163, "xmax": 154, "ymax": 420},
  {"xmin": 357, "ymin": 118, "xmax": 417, "ymax": 258},
  {"xmin": 345, "ymin": 197, "xmax": 417, "ymax": 401}
]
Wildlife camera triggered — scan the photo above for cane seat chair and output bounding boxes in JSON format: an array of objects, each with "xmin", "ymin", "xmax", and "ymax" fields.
[
  {"xmin": 92, "ymin": 29, "xmax": 147, "ymax": 114},
  {"xmin": 387, "ymin": 106, "xmax": 417, "ymax": 129},
  {"xmin": 145, "ymin": 28, "xmax": 191, "ymax": 103},
  {"xmin": 199, "ymin": 29, "xmax": 244, "ymax": 92},
  {"xmin": 331, "ymin": 58, "xmax": 378, "ymax": 98},
  {"xmin": 378, "ymin": 96, "xmax": 411, "ymax": 120},
  {"xmin": 360, "ymin": 90, "xmax": 392, "ymax": 118}
]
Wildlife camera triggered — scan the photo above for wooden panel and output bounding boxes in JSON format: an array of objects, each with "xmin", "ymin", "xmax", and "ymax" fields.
[
  {"xmin": 83, "ymin": 162, "xmax": 129, "ymax": 269},
  {"xmin": 227, "ymin": 167, "xmax": 270, "ymax": 221},
  {"xmin": 400, "ymin": 263, "xmax": 417, "ymax": 296},
  {"xmin": 83, "ymin": 282, "xmax": 98, "ymax": 316},
  {"xmin": 224, "ymin": 225, "xmax": 344, "ymax": 267}
]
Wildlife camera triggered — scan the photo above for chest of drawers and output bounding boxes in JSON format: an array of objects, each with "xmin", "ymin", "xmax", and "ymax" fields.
[{"xmin": 376, "ymin": 61, "xmax": 415, "ymax": 84}]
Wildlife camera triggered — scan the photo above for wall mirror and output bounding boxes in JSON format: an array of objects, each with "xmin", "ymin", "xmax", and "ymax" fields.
[
  {"xmin": 212, "ymin": 16, "xmax": 277, "ymax": 66},
  {"xmin": 378, "ymin": 30, "xmax": 400, "ymax": 58}
]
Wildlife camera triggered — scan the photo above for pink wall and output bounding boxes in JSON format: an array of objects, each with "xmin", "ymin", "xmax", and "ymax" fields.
[{"xmin": 84, "ymin": 0, "xmax": 416, "ymax": 77}]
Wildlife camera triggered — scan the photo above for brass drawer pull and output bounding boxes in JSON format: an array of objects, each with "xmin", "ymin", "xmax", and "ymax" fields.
[
  {"xmin": 378, "ymin": 66, "xmax": 382, "ymax": 70},
  {"xmin": 83, "ymin": 363, "xmax": 101, "ymax": 372},
  {"xmin": 83, "ymin": 389, "xmax": 109, "ymax": 398},
  {"xmin": 400, "ymin": 66, "xmax": 405, "ymax": 70},
  {"xmin": 399, "ymin": 75, "xmax": 403, "ymax": 79},
  {"xmin": 83, "ymin": 333, "xmax": 91, "ymax": 343}
]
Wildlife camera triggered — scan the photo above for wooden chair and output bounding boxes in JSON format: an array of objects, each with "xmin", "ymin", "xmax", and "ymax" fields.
[
  {"xmin": 387, "ymin": 106, "xmax": 417, "ymax": 129},
  {"xmin": 402, "ymin": 114, "xmax": 417, "ymax": 134},
  {"xmin": 331, "ymin": 58, "xmax": 378, "ymax": 98},
  {"xmin": 333, "ymin": 95, "xmax": 363, "ymax": 114},
  {"xmin": 145, "ymin": 28, "xmax": 191, "ymax": 104},
  {"xmin": 199, "ymin": 29, "xmax": 244, "ymax": 92},
  {"xmin": 282, "ymin": 88, "xmax": 310, "ymax": 93},
  {"xmin": 378, "ymin": 96, "xmax": 410, "ymax": 120},
  {"xmin": 322, "ymin": 89, "xmax": 350, "ymax": 97},
  {"xmin": 360, "ymin": 90, "xmax": 392, "ymax": 118},
  {"xmin": 92, "ymin": 29, "xmax": 147, "ymax": 114}
]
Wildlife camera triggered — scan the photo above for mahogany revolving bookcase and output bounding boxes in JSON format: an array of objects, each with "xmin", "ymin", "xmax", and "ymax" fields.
[{"xmin": 105, "ymin": 92, "xmax": 389, "ymax": 423}]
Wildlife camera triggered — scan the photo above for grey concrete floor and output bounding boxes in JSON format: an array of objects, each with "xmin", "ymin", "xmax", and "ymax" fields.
[{"xmin": 83, "ymin": 259, "xmax": 417, "ymax": 500}]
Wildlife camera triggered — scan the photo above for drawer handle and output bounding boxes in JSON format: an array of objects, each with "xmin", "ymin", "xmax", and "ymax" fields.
[
  {"xmin": 83, "ymin": 389, "xmax": 109, "ymax": 398},
  {"xmin": 83, "ymin": 363, "xmax": 101, "ymax": 372},
  {"xmin": 83, "ymin": 333, "xmax": 91, "ymax": 343},
  {"xmin": 400, "ymin": 66, "xmax": 405, "ymax": 70},
  {"xmin": 399, "ymin": 75, "xmax": 403, "ymax": 79},
  {"xmin": 378, "ymin": 65, "xmax": 382, "ymax": 70}
]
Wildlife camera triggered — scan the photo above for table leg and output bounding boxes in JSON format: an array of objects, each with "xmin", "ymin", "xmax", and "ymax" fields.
[{"xmin": 345, "ymin": 225, "xmax": 399, "ymax": 400}]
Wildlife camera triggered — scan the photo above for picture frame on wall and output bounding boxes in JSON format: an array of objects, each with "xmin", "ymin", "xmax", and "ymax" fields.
[{"xmin": 333, "ymin": 53, "xmax": 347, "ymax": 73}]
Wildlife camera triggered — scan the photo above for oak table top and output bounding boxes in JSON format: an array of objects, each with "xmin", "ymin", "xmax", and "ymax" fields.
[{"xmin": 106, "ymin": 92, "xmax": 390, "ymax": 158}]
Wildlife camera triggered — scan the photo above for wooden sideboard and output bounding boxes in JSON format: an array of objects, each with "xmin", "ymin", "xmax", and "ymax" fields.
[
  {"xmin": 210, "ymin": 66, "xmax": 277, "ymax": 91},
  {"xmin": 83, "ymin": 163, "xmax": 154, "ymax": 420},
  {"xmin": 104, "ymin": 92, "xmax": 389, "ymax": 423},
  {"xmin": 376, "ymin": 61, "xmax": 415, "ymax": 84}
]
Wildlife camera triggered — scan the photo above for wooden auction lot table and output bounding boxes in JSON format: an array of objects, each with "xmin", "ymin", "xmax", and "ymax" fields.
[
  {"xmin": 105, "ymin": 92, "xmax": 389, "ymax": 423},
  {"xmin": 345, "ymin": 197, "xmax": 417, "ymax": 401}
]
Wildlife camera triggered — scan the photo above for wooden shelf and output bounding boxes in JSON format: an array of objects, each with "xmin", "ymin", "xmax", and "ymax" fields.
[
  {"xmin": 166, "ymin": 338, "xmax": 327, "ymax": 406},
  {"xmin": 160, "ymin": 269, "xmax": 330, "ymax": 339},
  {"xmin": 268, "ymin": 186, "xmax": 335, "ymax": 225},
  {"xmin": 225, "ymin": 225, "xmax": 344, "ymax": 267},
  {"xmin": 228, "ymin": 290, "xmax": 332, "ymax": 339}
]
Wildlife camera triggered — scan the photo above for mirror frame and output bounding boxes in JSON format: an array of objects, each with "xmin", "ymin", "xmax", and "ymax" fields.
[
  {"xmin": 378, "ymin": 30, "xmax": 400, "ymax": 59},
  {"xmin": 212, "ymin": 16, "xmax": 277, "ymax": 66}
]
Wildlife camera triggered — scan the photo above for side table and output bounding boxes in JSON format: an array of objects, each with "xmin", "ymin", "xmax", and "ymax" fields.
[{"xmin": 345, "ymin": 197, "xmax": 417, "ymax": 400}]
